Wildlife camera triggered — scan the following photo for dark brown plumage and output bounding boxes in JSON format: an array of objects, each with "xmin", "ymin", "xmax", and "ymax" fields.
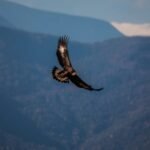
[{"xmin": 52, "ymin": 36, "xmax": 103, "ymax": 91}]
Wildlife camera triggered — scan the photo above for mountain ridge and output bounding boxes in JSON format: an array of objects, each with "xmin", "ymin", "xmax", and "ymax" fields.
[{"xmin": 0, "ymin": 0, "xmax": 123, "ymax": 43}]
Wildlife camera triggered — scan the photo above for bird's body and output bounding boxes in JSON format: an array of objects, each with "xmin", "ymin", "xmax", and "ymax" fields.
[{"xmin": 52, "ymin": 36, "xmax": 103, "ymax": 91}]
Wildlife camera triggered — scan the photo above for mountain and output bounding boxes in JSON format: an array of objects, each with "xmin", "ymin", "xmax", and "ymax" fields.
[
  {"xmin": 0, "ymin": 26, "xmax": 150, "ymax": 150},
  {"xmin": 0, "ymin": 0, "xmax": 123, "ymax": 43},
  {"xmin": 0, "ymin": 92, "xmax": 64, "ymax": 150},
  {"xmin": 0, "ymin": 15, "xmax": 14, "ymax": 28}
]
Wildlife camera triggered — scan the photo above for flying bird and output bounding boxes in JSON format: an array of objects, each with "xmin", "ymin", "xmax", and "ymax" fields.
[{"xmin": 52, "ymin": 36, "xmax": 104, "ymax": 91}]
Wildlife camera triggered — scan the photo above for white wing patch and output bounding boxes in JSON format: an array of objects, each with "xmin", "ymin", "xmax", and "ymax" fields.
[{"xmin": 59, "ymin": 45, "xmax": 65, "ymax": 53}]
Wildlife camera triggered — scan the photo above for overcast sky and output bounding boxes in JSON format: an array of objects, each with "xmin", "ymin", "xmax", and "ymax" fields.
[{"xmin": 5, "ymin": 0, "xmax": 150, "ymax": 36}]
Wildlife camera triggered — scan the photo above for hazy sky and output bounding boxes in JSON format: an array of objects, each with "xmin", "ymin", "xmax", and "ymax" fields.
[{"xmin": 6, "ymin": 0, "xmax": 150, "ymax": 23}]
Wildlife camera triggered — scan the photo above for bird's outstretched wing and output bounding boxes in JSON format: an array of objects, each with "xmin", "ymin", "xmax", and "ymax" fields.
[
  {"xmin": 56, "ymin": 36, "xmax": 72, "ymax": 70},
  {"xmin": 69, "ymin": 73, "xmax": 104, "ymax": 91}
]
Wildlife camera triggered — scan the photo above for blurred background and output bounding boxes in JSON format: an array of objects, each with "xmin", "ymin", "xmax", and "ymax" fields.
[{"xmin": 0, "ymin": 0, "xmax": 150, "ymax": 149}]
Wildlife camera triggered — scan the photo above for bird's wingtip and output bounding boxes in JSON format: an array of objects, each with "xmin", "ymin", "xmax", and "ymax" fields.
[
  {"xmin": 59, "ymin": 35, "xmax": 69, "ymax": 43},
  {"xmin": 92, "ymin": 87, "xmax": 104, "ymax": 91}
]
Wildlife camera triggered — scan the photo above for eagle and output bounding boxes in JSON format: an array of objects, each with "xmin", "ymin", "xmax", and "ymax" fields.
[{"xmin": 52, "ymin": 36, "xmax": 104, "ymax": 91}]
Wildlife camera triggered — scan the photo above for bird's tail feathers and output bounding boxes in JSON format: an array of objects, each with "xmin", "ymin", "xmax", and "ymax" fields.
[{"xmin": 52, "ymin": 66, "xmax": 69, "ymax": 83}]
